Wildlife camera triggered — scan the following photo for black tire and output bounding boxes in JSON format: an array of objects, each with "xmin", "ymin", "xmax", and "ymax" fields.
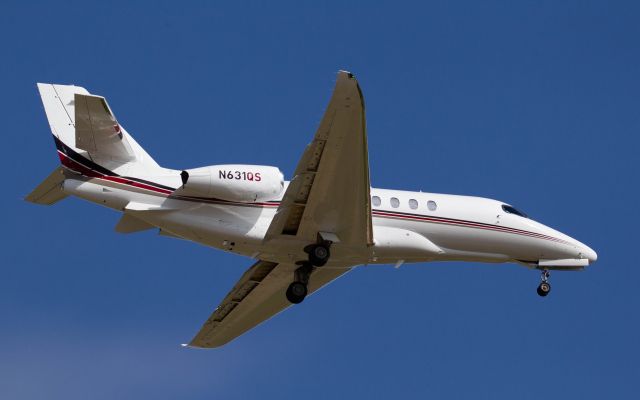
[
  {"xmin": 537, "ymin": 282, "xmax": 551, "ymax": 297},
  {"xmin": 308, "ymin": 244, "xmax": 330, "ymax": 267},
  {"xmin": 286, "ymin": 281, "xmax": 308, "ymax": 304}
]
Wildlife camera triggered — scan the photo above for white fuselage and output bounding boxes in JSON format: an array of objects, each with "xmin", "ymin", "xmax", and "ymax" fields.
[
  {"xmin": 61, "ymin": 172, "xmax": 597, "ymax": 270},
  {"xmin": 31, "ymin": 77, "xmax": 597, "ymax": 346}
]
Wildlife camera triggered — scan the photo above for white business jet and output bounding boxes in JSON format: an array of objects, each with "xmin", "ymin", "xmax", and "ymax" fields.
[{"xmin": 27, "ymin": 71, "xmax": 597, "ymax": 348}]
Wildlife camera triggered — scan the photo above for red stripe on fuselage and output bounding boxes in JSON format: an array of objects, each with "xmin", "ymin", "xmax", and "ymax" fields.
[
  {"xmin": 58, "ymin": 151, "xmax": 567, "ymax": 244},
  {"xmin": 103, "ymin": 176, "xmax": 172, "ymax": 194},
  {"xmin": 57, "ymin": 150, "xmax": 278, "ymax": 206},
  {"xmin": 372, "ymin": 210, "xmax": 570, "ymax": 245}
]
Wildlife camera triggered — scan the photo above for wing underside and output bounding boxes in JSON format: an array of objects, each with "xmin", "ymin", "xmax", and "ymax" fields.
[
  {"xmin": 188, "ymin": 260, "xmax": 351, "ymax": 348},
  {"xmin": 189, "ymin": 71, "xmax": 372, "ymax": 348},
  {"xmin": 265, "ymin": 71, "xmax": 373, "ymax": 247}
]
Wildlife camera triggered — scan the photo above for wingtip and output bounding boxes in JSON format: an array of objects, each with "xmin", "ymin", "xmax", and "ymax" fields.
[
  {"xmin": 181, "ymin": 342, "xmax": 218, "ymax": 350},
  {"xmin": 338, "ymin": 70, "xmax": 355, "ymax": 79}
]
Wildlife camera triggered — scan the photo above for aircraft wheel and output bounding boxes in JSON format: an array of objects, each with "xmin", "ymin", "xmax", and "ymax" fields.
[
  {"xmin": 286, "ymin": 281, "xmax": 308, "ymax": 304},
  {"xmin": 308, "ymin": 244, "xmax": 330, "ymax": 267},
  {"xmin": 537, "ymin": 282, "xmax": 551, "ymax": 297}
]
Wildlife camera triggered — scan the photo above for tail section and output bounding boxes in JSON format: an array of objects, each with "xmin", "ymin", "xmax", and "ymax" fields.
[
  {"xmin": 36, "ymin": 83, "xmax": 159, "ymax": 170},
  {"xmin": 29, "ymin": 83, "xmax": 177, "ymax": 208}
]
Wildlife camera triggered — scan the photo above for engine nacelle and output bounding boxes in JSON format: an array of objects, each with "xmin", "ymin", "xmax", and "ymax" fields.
[{"xmin": 177, "ymin": 164, "xmax": 284, "ymax": 203}]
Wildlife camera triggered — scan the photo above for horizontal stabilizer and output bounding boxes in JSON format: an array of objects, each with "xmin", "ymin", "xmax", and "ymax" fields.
[
  {"xmin": 25, "ymin": 166, "xmax": 68, "ymax": 205},
  {"xmin": 75, "ymin": 93, "xmax": 136, "ymax": 161},
  {"xmin": 115, "ymin": 214, "xmax": 155, "ymax": 233}
]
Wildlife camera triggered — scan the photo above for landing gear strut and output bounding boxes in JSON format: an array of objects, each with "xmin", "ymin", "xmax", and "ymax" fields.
[
  {"xmin": 286, "ymin": 263, "xmax": 313, "ymax": 304},
  {"xmin": 536, "ymin": 270, "xmax": 551, "ymax": 297}
]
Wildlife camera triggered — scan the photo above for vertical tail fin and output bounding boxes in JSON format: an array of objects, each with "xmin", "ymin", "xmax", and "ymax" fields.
[
  {"xmin": 36, "ymin": 83, "xmax": 159, "ymax": 170},
  {"xmin": 37, "ymin": 83, "xmax": 88, "ymax": 150}
]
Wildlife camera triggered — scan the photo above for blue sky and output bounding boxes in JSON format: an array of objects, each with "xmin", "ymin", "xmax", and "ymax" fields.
[{"xmin": 2, "ymin": 1, "xmax": 639, "ymax": 398}]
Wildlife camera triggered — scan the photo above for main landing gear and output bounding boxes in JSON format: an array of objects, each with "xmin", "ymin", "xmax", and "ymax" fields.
[
  {"xmin": 286, "ymin": 240, "xmax": 332, "ymax": 304},
  {"xmin": 286, "ymin": 263, "xmax": 313, "ymax": 304},
  {"xmin": 306, "ymin": 243, "xmax": 331, "ymax": 267},
  {"xmin": 536, "ymin": 270, "xmax": 551, "ymax": 297}
]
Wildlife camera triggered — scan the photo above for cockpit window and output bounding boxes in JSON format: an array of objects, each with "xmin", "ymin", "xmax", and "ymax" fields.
[{"xmin": 501, "ymin": 204, "xmax": 528, "ymax": 218}]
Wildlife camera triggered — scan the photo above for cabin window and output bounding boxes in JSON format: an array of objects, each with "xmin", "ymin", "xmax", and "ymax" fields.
[
  {"xmin": 427, "ymin": 200, "xmax": 437, "ymax": 211},
  {"xmin": 372, "ymin": 196, "xmax": 381, "ymax": 207},
  {"xmin": 409, "ymin": 199, "xmax": 418, "ymax": 209},
  {"xmin": 501, "ymin": 204, "xmax": 528, "ymax": 218},
  {"xmin": 390, "ymin": 197, "xmax": 400, "ymax": 208}
]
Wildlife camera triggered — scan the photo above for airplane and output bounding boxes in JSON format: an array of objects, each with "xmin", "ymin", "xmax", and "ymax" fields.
[{"xmin": 27, "ymin": 71, "xmax": 597, "ymax": 348}]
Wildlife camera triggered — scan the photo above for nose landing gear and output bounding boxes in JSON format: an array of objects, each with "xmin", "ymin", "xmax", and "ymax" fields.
[{"xmin": 536, "ymin": 270, "xmax": 551, "ymax": 297}]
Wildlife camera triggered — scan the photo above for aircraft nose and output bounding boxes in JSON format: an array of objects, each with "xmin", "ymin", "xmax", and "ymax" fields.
[{"xmin": 582, "ymin": 245, "xmax": 598, "ymax": 265}]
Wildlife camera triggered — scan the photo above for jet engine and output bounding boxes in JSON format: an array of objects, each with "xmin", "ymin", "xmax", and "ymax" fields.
[{"xmin": 176, "ymin": 164, "xmax": 284, "ymax": 203}]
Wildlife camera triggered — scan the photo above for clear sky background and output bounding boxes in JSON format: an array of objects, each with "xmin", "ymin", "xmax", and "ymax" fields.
[{"xmin": 2, "ymin": 1, "xmax": 638, "ymax": 399}]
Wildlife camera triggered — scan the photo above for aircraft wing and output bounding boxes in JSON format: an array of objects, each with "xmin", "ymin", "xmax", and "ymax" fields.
[
  {"xmin": 188, "ymin": 260, "xmax": 351, "ymax": 348},
  {"xmin": 264, "ymin": 71, "xmax": 373, "ymax": 247}
]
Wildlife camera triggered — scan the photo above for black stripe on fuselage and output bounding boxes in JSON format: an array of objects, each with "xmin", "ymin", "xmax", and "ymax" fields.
[
  {"xmin": 52, "ymin": 135, "xmax": 567, "ymax": 244},
  {"xmin": 53, "ymin": 135, "xmax": 176, "ymax": 191}
]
